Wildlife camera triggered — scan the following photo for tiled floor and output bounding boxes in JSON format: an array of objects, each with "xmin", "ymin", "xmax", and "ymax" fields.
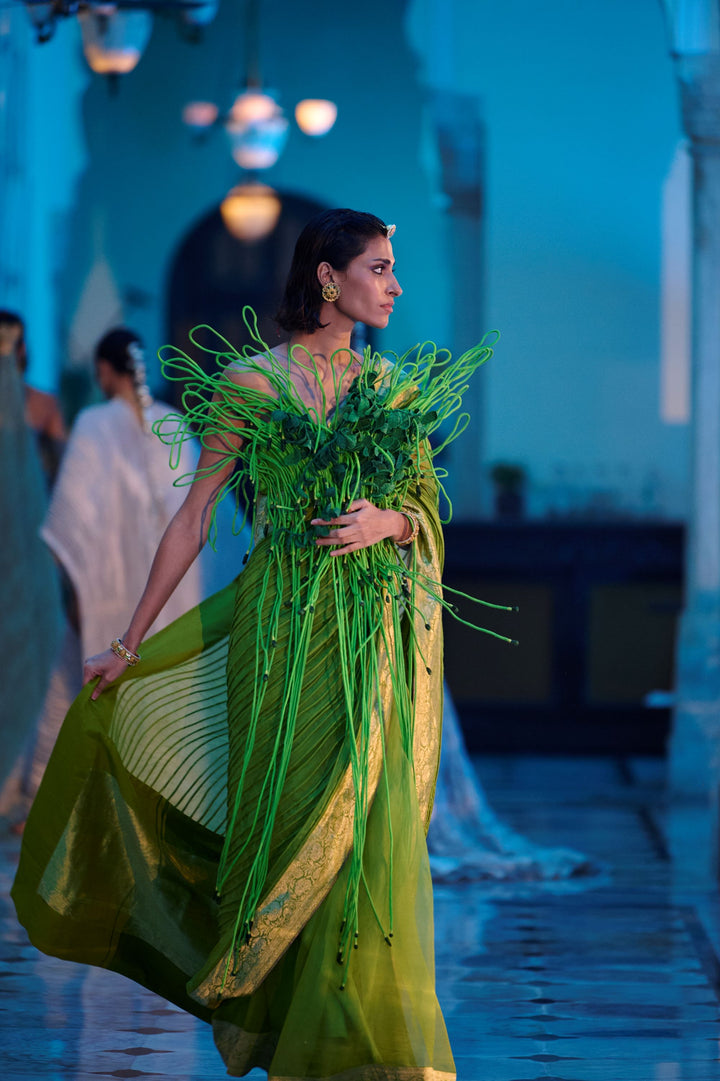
[{"xmin": 2, "ymin": 755, "xmax": 720, "ymax": 1080}]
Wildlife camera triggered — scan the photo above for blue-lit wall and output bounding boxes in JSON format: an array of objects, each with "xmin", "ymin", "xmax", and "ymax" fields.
[
  {"xmin": 5, "ymin": 0, "xmax": 685, "ymax": 518},
  {"xmin": 409, "ymin": 0, "xmax": 685, "ymax": 518},
  {"xmin": 0, "ymin": 18, "xmax": 88, "ymax": 390}
]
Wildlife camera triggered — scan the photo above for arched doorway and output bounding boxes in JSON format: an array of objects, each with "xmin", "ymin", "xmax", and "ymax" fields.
[{"xmin": 165, "ymin": 190, "xmax": 326, "ymax": 406}]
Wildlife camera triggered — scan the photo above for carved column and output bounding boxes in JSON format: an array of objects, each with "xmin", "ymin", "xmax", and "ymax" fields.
[
  {"xmin": 669, "ymin": 54, "xmax": 720, "ymax": 828},
  {"xmin": 429, "ymin": 90, "xmax": 487, "ymax": 519}
]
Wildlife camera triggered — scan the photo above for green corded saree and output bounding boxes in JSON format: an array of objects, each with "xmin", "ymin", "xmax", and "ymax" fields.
[{"xmin": 13, "ymin": 315, "xmax": 505, "ymax": 1081}]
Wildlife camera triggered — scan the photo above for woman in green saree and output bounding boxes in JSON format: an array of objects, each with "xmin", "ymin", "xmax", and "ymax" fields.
[{"xmin": 12, "ymin": 209, "xmax": 508, "ymax": 1081}]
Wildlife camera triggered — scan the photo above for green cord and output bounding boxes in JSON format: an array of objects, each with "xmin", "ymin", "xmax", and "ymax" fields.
[{"xmin": 154, "ymin": 311, "xmax": 517, "ymax": 989}]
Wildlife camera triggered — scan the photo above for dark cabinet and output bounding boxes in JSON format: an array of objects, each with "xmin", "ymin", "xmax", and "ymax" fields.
[{"xmin": 443, "ymin": 521, "xmax": 684, "ymax": 755}]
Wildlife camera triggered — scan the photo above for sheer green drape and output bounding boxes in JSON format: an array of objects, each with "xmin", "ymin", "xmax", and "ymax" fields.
[{"xmin": 11, "ymin": 580, "xmax": 236, "ymax": 1020}]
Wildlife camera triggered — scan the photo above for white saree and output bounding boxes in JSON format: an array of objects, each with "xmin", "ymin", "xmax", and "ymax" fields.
[{"xmin": 6, "ymin": 397, "xmax": 247, "ymax": 810}]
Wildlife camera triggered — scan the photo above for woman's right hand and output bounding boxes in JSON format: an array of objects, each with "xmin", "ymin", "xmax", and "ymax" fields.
[{"xmin": 83, "ymin": 649, "xmax": 129, "ymax": 700}]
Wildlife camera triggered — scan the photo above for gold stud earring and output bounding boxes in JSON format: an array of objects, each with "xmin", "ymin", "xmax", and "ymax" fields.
[{"xmin": 322, "ymin": 281, "xmax": 341, "ymax": 302}]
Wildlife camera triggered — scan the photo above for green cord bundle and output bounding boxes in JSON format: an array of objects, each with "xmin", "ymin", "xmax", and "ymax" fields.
[{"xmin": 153, "ymin": 307, "xmax": 516, "ymax": 990}]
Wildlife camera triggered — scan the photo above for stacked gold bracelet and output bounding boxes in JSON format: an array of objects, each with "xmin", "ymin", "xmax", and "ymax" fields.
[
  {"xmin": 396, "ymin": 509, "xmax": 420, "ymax": 547},
  {"xmin": 110, "ymin": 637, "xmax": 141, "ymax": 666}
]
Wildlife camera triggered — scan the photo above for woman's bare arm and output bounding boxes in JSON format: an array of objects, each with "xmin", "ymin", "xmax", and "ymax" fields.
[{"xmin": 119, "ymin": 434, "xmax": 235, "ymax": 654}]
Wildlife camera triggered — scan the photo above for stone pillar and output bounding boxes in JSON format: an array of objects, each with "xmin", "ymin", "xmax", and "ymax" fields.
[
  {"xmin": 670, "ymin": 55, "xmax": 720, "ymax": 831},
  {"xmin": 429, "ymin": 90, "xmax": 487, "ymax": 519}
]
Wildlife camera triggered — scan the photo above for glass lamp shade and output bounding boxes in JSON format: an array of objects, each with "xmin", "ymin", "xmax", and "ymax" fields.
[
  {"xmin": 79, "ymin": 9, "xmax": 153, "ymax": 76},
  {"xmin": 221, "ymin": 183, "xmax": 282, "ymax": 242},
  {"xmin": 182, "ymin": 101, "xmax": 219, "ymax": 129},
  {"xmin": 227, "ymin": 114, "xmax": 289, "ymax": 170},
  {"xmin": 230, "ymin": 90, "xmax": 280, "ymax": 127},
  {"xmin": 295, "ymin": 99, "xmax": 338, "ymax": 136}
]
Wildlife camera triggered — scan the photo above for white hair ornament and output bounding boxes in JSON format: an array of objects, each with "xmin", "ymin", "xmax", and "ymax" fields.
[{"xmin": 127, "ymin": 339, "xmax": 154, "ymax": 430}]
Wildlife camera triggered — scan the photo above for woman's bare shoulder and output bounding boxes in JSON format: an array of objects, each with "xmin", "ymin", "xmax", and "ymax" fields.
[{"xmin": 225, "ymin": 347, "xmax": 288, "ymax": 394}]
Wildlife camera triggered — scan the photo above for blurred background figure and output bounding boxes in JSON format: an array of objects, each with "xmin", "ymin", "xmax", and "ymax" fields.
[
  {"xmin": 428, "ymin": 691, "xmax": 593, "ymax": 882},
  {"xmin": 1, "ymin": 327, "xmax": 246, "ymax": 824},
  {"xmin": 42, "ymin": 327, "xmax": 203, "ymax": 658},
  {"xmin": 0, "ymin": 314, "xmax": 63, "ymax": 809},
  {"xmin": 0, "ymin": 311, "xmax": 67, "ymax": 488}
]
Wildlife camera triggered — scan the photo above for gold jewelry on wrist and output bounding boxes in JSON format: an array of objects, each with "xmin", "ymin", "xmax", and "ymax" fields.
[
  {"xmin": 396, "ymin": 510, "xmax": 420, "ymax": 547},
  {"xmin": 110, "ymin": 638, "xmax": 141, "ymax": 666}
]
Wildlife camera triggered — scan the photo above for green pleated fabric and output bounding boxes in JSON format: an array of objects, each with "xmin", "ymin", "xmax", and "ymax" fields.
[{"xmin": 13, "ymin": 316, "xmax": 507, "ymax": 1081}]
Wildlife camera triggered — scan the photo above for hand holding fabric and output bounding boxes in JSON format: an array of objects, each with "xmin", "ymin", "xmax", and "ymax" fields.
[
  {"xmin": 311, "ymin": 499, "xmax": 407, "ymax": 556},
  {"xmin": 83, "ymin": 649, "xmax": 128, "ymax": 700}
]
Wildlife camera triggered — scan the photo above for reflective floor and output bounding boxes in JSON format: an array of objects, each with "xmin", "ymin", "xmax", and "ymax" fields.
[{"xmin": 2, "ymin": 755, "xmax": 719, "ymax": 1080}]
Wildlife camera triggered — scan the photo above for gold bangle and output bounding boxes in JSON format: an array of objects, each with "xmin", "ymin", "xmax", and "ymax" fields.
[
  {"xmin": 396, "ymin": 510, "xmax": 420, "ymax": 547},
  {"xmin": 110, "ymin": 637, "xmax": 141, "ymax": 666}
]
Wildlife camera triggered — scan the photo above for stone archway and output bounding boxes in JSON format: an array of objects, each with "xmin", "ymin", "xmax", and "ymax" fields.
[{"xmin": 165, "ymin": 190, "xmax": 327, "ymax": 406}]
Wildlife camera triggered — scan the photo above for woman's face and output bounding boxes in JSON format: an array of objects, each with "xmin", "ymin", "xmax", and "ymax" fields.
[
  {"xmin": 0, "ymin": 322, "xmax": 22, "ymax": 359},
  {"xmin": 324, "ymin": 235, "xmax": 402, "ymax": 329}
]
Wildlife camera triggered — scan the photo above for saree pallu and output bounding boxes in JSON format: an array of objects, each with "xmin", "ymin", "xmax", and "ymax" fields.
[{"xmin": 12, "ymin": 485, "xmax": 454, "ymax": 1081}]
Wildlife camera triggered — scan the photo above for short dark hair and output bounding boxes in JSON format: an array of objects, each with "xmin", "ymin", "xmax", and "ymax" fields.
[
  {"xmin": 0, "ymin": 310, "xmax": 26, "ymax": 371},
  {"xmin": 95, "ymin": 327, "xmax": 144, "ymax": 374},
  {"xmin": 276, "ymin": 208, "xmax": 388, "ymax": 334},
  {"xmin": 0, "ymin": 309, "xmax": 24, "ymax": 331}
]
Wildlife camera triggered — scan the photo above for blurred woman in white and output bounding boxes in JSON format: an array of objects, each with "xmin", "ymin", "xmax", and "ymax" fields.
[{"xmin": 10, "ymin": 328, "xmax": 239, "ymax": 814}]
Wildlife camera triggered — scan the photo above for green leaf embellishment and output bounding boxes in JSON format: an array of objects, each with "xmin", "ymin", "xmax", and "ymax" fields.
[{"xmin": 153, "ymin": 305, "xmax": 499, "ymax": 550}]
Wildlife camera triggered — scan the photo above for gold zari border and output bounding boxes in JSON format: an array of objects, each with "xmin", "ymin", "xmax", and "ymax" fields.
[
  {"xmin": 192, "ymin": 488, "xmax": 444, "ymax": 1006},
  {"xmin": 272, "ymin": 1069, "xmax": 455, "ymax": 1081},
  {"xmin": 192, "ymin": 627, "xmax": 390, "ymax": 1003},
  {"xmin": 214, "ymin": 1023, "xmax": 455, "ymax": 1081}
]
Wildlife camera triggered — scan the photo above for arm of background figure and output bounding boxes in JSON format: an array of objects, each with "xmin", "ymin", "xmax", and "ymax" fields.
[
  {"xmin": 46, "ymin": 395, "xmax": 68, "ymax": 442},
  {"xmin": 24, "ymin": 386, "xmax": 68, "ymax": 442},
  {"xmin": 119, "ymin": 428, "xmax": 242, "ymax": 654}
]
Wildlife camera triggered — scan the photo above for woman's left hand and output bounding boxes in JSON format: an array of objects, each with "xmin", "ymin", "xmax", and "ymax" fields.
[{"xmin": 311, "ymin": 499, "xmax": 407, "ymax": 556}]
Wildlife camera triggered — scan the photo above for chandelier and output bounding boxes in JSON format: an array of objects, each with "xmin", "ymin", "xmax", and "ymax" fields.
[
  {"xmin": 185, "ymin": 85, "xmax": 338, "ymax": 170},
  {"xmin": 182, "ymin": 0, "xmax": 337, "ymax": 242},
  {"xmin": 23, "ymin": 2, "xmax": 219, "ymax": 73},
  {"xmin": 23, "ymin": 1, "xmax": 337, "ymax": 243},
  {"xmin": 182, "ymin": 0, "xmax": 337, "ymax": 172}
]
